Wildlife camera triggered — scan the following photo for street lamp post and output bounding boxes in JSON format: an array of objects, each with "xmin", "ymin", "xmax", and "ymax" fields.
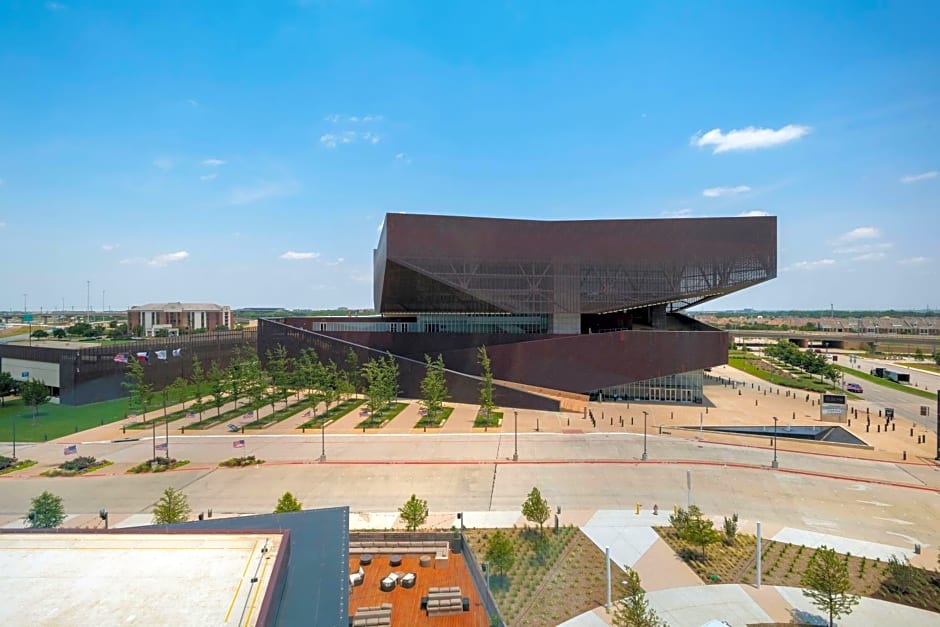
[
  {"xmin": 513, "ymin": 410, "xmax": 519, "ymax": 461},
  {"xmin": 772, "ymin": 416, "xmax": 779, "ymax": 469},
  {"xmin": 12, "ymin": 417, "xmax": 15, "ymax": 459},
  {"xmin": 320, "ymin": 423, "xmax": 326, "ymax": 462},
  {"xmin": 642, "ymin": 411, "xmax": 648, "ymax": 461}
]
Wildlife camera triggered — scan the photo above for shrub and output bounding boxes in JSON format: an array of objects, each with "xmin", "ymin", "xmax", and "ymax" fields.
[
  {"xmin": 128, "ymin": 458, "xmax": 189, "ymax": 474},
  {"xmin": 60, "ymin": 456, "xmax": 99, "ymax": 472},
  {"xmin": 219, "ymin": 455, "xmax": 265, "ymax": 467}
]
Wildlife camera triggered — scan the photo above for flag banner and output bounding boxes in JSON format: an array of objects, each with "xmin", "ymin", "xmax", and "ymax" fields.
[
  {"xmin": 155, "ymin": 442, "xmax": 168, "ymax": 451},
  {"xmin": 303, "ymin": 409, "xmax": 312, "ymax": 418},
  {"xmin": 233, "ymin": 439, "xmax": 245, "ymax": 449},
  {"xmin": 172, "ymin": 348, "xmax": 182, "ymax": 358},
  {"xmin": 63, "ymin": 444, "xmax": 78, "ymax": 455},
  {"xmin": 113, "ymin": 353, "xmax": 129, "ymax": 364},
  {"xmin": 136, "ymin": 352, "xmax": 149, "ymax": 363},
  {"xmin": 155, "ymin": 350, "xmax": 167, "ymax": 360}
]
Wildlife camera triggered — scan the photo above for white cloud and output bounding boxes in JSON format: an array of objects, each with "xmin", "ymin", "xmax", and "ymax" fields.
[
  {"xmin": 201, "ymin": 158, "xmax": 226, "ymax": 166},
  {"xmin": 852, "ymin": 252, "xmax": 886, "ymax": 262},
  {"xmin": 703, "ymin": 185, "xmax": 751, "ymax": 197},
  {"xmin": 900, "ymin": 170, "xmax": 938, "ymax": 184},
  {"xmin": 787, "ymin": 259, "xmax": 835, "ymax": 271},
  {"xmin": 46, "ymin": 1, "xmax": 65, "ymax": 10},
  {"xmin": 152, "ymin": 158, "xmax": 174, "ymax": 171},
  {"xmin": 835, "ymin": 226, "xmax": 880, "ymax": 243},
  {"xmin": 280, "ymin": 251, "xmax": 320, "ymax": 260},
  {"xmin": 897, "ymin": 256, "xmax": 929, "ymax": 265},
  {"xmin": 200, "ymin": 173, "xmax": 217, "ymax": 181},
  {"xmin": 326, "ymin": 257, "xmax": 344, "ymax": 266},
  {"xmin": 691, "ymin": 124, "xmax": 811, "ymax": 154},
  {"xmin": 148, "ymin": 251, "xmax": 189, "ymax": 267},
  {"xmin": 833, "ymin": 242, "xmax": 892, "ymax": 255},
  {"xmin": 101, "ymin": 244, "xmax": 119, "ymax": 252},
  {"xmin": 350, "ymin": 272, "xmax": 371, "ymax": 283},
  {"xmin": 320, "ymin": 131, "xmax": 381, "ymax": 148},
  {"xmin": 325, "ymin": 114, "xmax": 383, "ymax": 124},
  {"xmin": 186, "ymin": 99, "xmax": 199, "ymax": 107},
  {"xmin": 395, "ymin": 152, "xmax": 412, "ymax": 164},
  {"xmin": 738, "ymin": 210, "xmax": 770, "ymax": 217},
  {"xmin": 228, "ymin": 181, "xmax": 296, "ymax": 205},
  {"xmin": 660, "ymin": 208, "xmax": 693, "ymax": 218}
]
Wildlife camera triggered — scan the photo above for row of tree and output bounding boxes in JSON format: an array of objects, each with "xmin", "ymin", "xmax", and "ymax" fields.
[
  {"xmin": 763, "ymin": 340, "xmax": 839, "ymax": 384},
  {"xmin": 0, "ymin": 371, "xmax": 51, "ymax": 419}
]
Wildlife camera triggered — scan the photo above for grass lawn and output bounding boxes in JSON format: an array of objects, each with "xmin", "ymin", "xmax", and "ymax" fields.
[
  {"xmin": 656, "ymin": 527, "xmax": 940, "ymax": 614},
  {"xmin": 186, "ymin": 404, "xmax": 258, "ymax": 430},
  {"xmin": 355, "ymin": 402, "xmax": 409, "ymax": 429},
  {"xmin": 473, "ymin": 411, "xmax": 504, "ymax": 428},
  {"xmin": 728, "ymin": 356, "xmax": 856, "ymax": 397},
  {"xmin": 414, "ymin": 406, "xmax": 454, "ymax": 428},
  {"xmin": 465, "ymin": 527, "xmax": 634, "ymax": 626},
  {"xmin": 297, "ymin": 398, "xmax": 364, "ymax": 429},
  {"xmin": 833, "ymin": 364, "xmax": 937, "ymax": 400},
  {"xmin": 0, "ymin": 458, "xmax": 37, "ymax": 475},
  {"xmin": 894, "ymin": 362, "xmax": 940, "ymax": 374},
  {"xmin": 0, "ymin": 397, "xmax": 130, "ymax": 442},
  {"xmin": 244, "ymin": 399, "xmax": 313, "ymax": 429}
]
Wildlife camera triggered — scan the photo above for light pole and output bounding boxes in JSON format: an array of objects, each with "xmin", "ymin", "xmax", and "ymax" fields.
[
  {"xmin": 319, "ymin": 420, "xmax": 326, "ymax": 462},
  {"xmin": 771, "ymin": 415, "xmax": 779, "ymax": 469},
  {"xmin": 513, "ymin": 410, "xmax": 519, "ymax": 461},
  {"xmin": 642, "ymin": 410, "xmax": 648, "ymax": 460},
  {"xmin": 12, "ymin": 416, "xmax": 16, "ymax": 459}
]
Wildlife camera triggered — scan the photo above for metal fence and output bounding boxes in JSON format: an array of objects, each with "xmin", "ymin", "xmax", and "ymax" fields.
[{"xmin": 461, "ymin": 531, "xmax": 505, "ymax": 626}]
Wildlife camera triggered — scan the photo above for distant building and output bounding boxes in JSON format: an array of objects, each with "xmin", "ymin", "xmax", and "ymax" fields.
[{"xmin": 128, "ymin": 302, "xmax": 232, "ymax": 336}]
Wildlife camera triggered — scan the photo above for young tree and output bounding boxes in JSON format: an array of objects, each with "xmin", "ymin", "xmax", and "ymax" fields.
[
  {"xmin": 31, "ymin": 329, "xmax": 49, "ymax": 339},
  {"xmin": 152, "ymin": 486, "xmax": 192, "ymax": 524},
  {"xmin": 0, "ymin": 371, "xmax": 18, "ymax": 406},
  {"xmin": 478, "ymin": 345, "xmax": 496, "ymax": 420},
  {"xmin": 320, "ymin": 361, "xmax": 340, "ymax": 412},
  {"xmin": 166, "ymin": 377, "xmax": 188, "ymax": 419},
  {"xmin": 243, "ymin": 353, "xmax": 268, "ymax": 417},
  {"xmin": 612, "ymin": 568, "xmax": 664, "ymax": 627},
  {"xmin": 226, "ymin": 347, "xmax": 247, "ymax": 408},
  {"xmin": 273, "ymin": 491, "xmax": 303, "ymax": 513},
  {"xmin": 122, "ymin": 358, "xmax": 153, "ymax": 420},
  {"xmin": 399, "ymin": 494, "xmax": 428, "ymax": 531},
  {"xmin": 419, "ymin": 354, "xmax": 449, "ymax": 425},
  {"xmin": 207, "ymin": 360, "xmax": 226, "ymax": 418},
  {"xmin": 51, "ymin": 327, "xmax": 67, "ymax": 339},
  {"xmin": 190, "ymin": 355, "xmax": 205, "ymax": 415},
  {"xmin": 679, "ymin": 505, "xmax": 722, "ymax": 560},
  {"xmin": 27, "ymin": 490, "xmax": 66, "ymax": 528},
  {"xmin": 801, "ymin": 545, "xmax": 859, "ymax": 627},
  {"xmin": 723, "ymin": 512, "xmax": 739, "ymax": 546},
  {"xmin": 361, "ymin": 358, "xmax": 385, "ymax": 416},
  {"xmin": 485, "ymin": 530, "xmax": 515, "ymax": 576},
  {"xmin": 20, "ymin": 379, "xmax": 51, "ymax": 423},
  {"xmin": 521, "ymin": 487, "xmax": 551, "ymax": 534},
  {"xmin": 265, "ymin": 344, "xmax": 291, "ymax": 409},
  {"xmin": 344, "ymin": 348, "xmax": 360, "ymax": 395}
]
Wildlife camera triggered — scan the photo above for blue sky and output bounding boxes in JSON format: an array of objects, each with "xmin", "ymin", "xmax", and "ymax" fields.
[{"xmin": 0, "ymin": 1, "xmax": 937, "ymax": 312}]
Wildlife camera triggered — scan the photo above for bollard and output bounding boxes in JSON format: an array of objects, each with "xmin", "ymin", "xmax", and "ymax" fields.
[
  {"xmin": 631, "ymin": 416, "xmax": 634, "ymax": 425},
  {"xmin": 866, "ymin": 424, "xmax": 870, "ymax": 432},
  {"xmin": 892, "ymin": 423, "xmax": 895, "ymax": 431},
  {"xmin": 903, "ymin": 451, "xmax": 907, "ymax": 460},
  {"xmin": 877, "ymin": 425, "xmax": 880, "ymax": 432},
  {"xmin": 848, "ymin": 419, "xmax": 851, "ymax": 427},
  {"xmin": 911, "ymin": 428, "xmax": 915, "ymax": 437},
  {"xmin": 705, "ymin": 407, "xmax": 708, "ymax": 414},
  {"xmin": 636, "ymin": 503, "xmax": 641, "ymax": 515},
  {"xmin": 670, "ymin": 411, "xmax": 673, "ymax": 420},
  {"xmin": 122, "ymin": 425, "xmax": 126, "ymax": 434},
  {"xmin": 755, "ymin": 399, "xmax": 758, "ymax": 406},
  {"xmin": 567, "ymin": 417, "xmax": 570, "ymax": 426},
  {"xmin": 536, "ymin": 418, "xmax": 540, "ymax": 432},
  {"xmin": 611, "ymin": 417, "xmax": 613, "ymax": 426},
  {"xmin": 792, "ymin": 411, "xmax": 795, "ymax": 419},
  {"xmin": 653, "ymin": 504, "xmax": 659, "ymax": 515},
  {"xmin": 739, "ymin": 390, "xmax": 742, "ymax": 396}
]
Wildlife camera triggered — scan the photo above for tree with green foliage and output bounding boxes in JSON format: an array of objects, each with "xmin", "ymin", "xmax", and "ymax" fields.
[
  {"xmin": 152, "ymin": 486, "xmax": 192, "ymax": 524},
  {"xmin": 801, "ymin": 545, "xmax": 859, "ymax": 627},
  {"xmin": 20, "ymin": 379, "xmax": 51, "ymax": 423},
  {"xmin": 242, "ymin": 350, "xmax": 267, "ymax": 416},
  {"xmin": 485, "ymin": 530, "xmax": 515, "ymax": 576},
  {"xmin": 51, "ymin": 327, "xmax": 67, "ymax": 339},
  {"xmin": 122, "ymin": 357, "xmax": 153, "ymax": 419},
  {"xmin": 265, "ymin": 344, "xmax": 291, "ymax": 411},
  {"xmin": 273, "ymin": 491, "xmax": 303, "ymax": 513},
  {"xmin": 934, "ymin": 351, "xmax": 940, "ymax": 367},
  {"xmin": 678, "ymin": 505, "xmax": 722, "ymax": 560},
  {"xmin": 612, "ymin": 568, "xmax": 664, "ymax": 627},
  {"xmin": 478, "ymin": 345, "xmax": 496, "ymax": 420},
  {"xmin": 419, "ymin": 354, "xmax": 449, "ymax": 425},
  {"xmin": 295, "ymin": 348, "xmax": 320, "ymax": 397},
  {"xmin": 190, "ymin": 355, "xmax": 205, "ymax": 416},
  {"xmin": 521, "ymin": 487, "xmax": 550, "ymax": 534},
  {"xmin": 207, "ymin": 360, "xmax": 226, "ymax": 418},
  {"xmin": 361, "ymin": 354, "xmax": 399, "ymax": 417},
  {"xmin": 0, "ymin": 371, "xmax": 18, "ymax": 406},
  {"xmin": 345, "ymin": 348, "xmax": 360, "ymax": 395},
  {"xmin": 913, "ymin": 348, "xmax": 925, "ymax": 361},
  {"xmin": 398, "ymin": 494, "xmax": 428, "ymax": 531},
  {"xmin": 27, "ymin": 490, "xmax": 66, "ymax": 529},
  {"xmin": 226, "ymin": 346, "xmax": 248, "ymax": 408},
  {"xmin": 166, "ymin": 377, "xmax": 188, "ymax": 423},
  {"xmin": 30, "ymin": 329, "xmax": 48, "ymax": 339},
  {"xmin": 723, "ymin": 512, "xmax": 739, "ymax": 545},
  {"xmin": 885, "ymin": 555, "xmax": 917, "ymax": 595},
  {"xmin": 320, "ymin": 361, "xmax": 340, "ymax": 411}
]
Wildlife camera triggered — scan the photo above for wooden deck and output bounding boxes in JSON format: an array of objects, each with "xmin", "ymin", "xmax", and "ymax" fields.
[{"xmin": 348, "ymin": 552, "xmax": 490, "ymax": 627}]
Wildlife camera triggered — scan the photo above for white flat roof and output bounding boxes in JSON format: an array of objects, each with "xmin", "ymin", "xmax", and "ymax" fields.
[{"xmin": 0, "ymin": 532, "xmax": 282, "ymax": 627}]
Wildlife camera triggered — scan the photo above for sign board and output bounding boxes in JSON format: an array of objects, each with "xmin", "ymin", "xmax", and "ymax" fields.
[
  {"xmin": 820, "ymin": 393, "xmax": 848, "ymax": 423},
  {"xmin": 21, "ymin": 371, "xmax": 29, "ymax": 379},
  {"xmin": 885, "ymin": 408, "xmax": 895, "ymax": 419},
  {"xmin": 22, "ymin": 314, "xmax": 33, "ymax": 322}
]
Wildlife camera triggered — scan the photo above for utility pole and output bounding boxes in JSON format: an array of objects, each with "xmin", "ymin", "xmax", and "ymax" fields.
[
  {"xmin": 642, "ymin": 410, "xmax": 648, "ymax": 460},
  {"xmin": 86, "ymin": 280, "xmax": 91, "ymax": 323}
]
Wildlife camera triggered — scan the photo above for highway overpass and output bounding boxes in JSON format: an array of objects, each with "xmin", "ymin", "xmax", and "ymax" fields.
[{"xmin": 730, "ymin": 328, "xmax": 940, "ymax": 351}]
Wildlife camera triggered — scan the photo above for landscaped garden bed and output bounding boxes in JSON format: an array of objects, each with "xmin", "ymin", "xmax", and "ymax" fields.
[
  {"xmin": 355, "ymin": 402, "xmax": 408, "ymax": 429},
  {"xmin": 465, "ymin": 527, "xmax": 634, "ymax": 626},
  {"xmin": 186, "ymin": 405, "xmax": 258, "ymax": 430},
  {"xmin": 125, "ymin": 406, "xmax": 198, "ymax": 430},
  {"xmin": 0, "ymin": 455, "xmax": 37, "ymax": 475},
  {"xmin": 219, "ymin": 455, "xmax": 265, "ymax": 468},
  {"xmin": 473, "ymin": 410, "xmax": 503, "ymax": 428},
  {"xmin": 41, "ymin": 455, "xmax": 113, "ymax": 477},
  {"xmin": 297, "ymin": 398, "xmax": 364, "ymax": 429},
  {"xmin": 414, "ymin": 406, "xmax": 454, "ymax": 428},
  {"xmin": 127, "ymin": 457, "xmax": 191, "ymax": 473}
]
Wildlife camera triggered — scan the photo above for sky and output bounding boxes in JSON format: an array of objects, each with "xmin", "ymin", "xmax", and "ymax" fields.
[{"xmin": 0, "ymin": 1, "xmax": 937, "ymax": 312}]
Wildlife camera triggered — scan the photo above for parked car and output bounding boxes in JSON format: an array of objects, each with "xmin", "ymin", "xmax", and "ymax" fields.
[{"xmin": 846, "ymin": 383, "xmax": 863, "ymax": 393}]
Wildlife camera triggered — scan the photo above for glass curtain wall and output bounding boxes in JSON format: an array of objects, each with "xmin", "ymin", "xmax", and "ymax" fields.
[{"xmin": 592, "ymin": 370, "xmax": 703, "ymax": 404}]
